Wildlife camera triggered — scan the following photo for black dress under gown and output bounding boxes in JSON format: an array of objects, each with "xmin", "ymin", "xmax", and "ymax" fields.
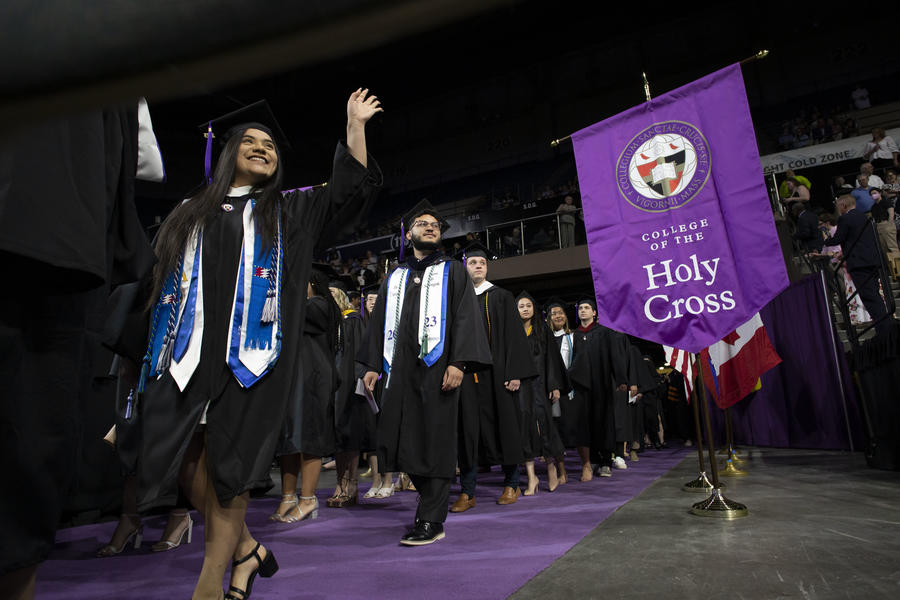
[{"xmin": 134, "ymin": 143, "xmax": 381, "ymax": 510}]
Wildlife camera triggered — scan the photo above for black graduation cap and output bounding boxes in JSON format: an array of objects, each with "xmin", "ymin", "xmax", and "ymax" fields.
[
  {"xmin": 362, "ymin": 282, "xmax": 381, "ymax": 298},
  {"xmin": 311, "ymin": 262, "xmax": 339, "ymax": 279},
  {"xmin": 328, "ymin": 279, "xmax": 348, "ymax": 293},
  {"xmin": 199, "ymin": 99, "xmax": 291, "ymax": 150},
  {"xmin": 198, "ymin": 99, "xmax": 290, "ymax": 183},
  {"xmin": 458, "ymin": 241, "xmax": 496, "ymax": 262},
  {"xmin": 515, "ymin": 290, "xmax": 536, "ymax": 304},
  {"xmin": 576, "ymin": 294, "xmax": 597, "ymax": 311},
  {"xmin": 402, "ymin": 199, "xmax": 450, "ymax": 233},
  {"xmin": 544, "ymin": 296, "xmax": 567, "ymax": 311},
  {"xmin": 347, "ymin": 290, "xmax": 361, "ymax": 301}
]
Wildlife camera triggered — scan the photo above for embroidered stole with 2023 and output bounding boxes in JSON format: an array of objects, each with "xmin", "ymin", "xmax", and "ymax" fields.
[
  {"xmin": 140, "ymin": 198, "xmax": 283, "ymax": 392},
  {"xmin": 382, "ymin": 260, "xmax": 449, "ymax": 386}
]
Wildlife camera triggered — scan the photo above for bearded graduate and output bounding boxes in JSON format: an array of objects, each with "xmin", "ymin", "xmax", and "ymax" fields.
[
  {"xmin": 130, "ymin": 91, "xmax": 382, "ymax": 600},
  {"xmin": 450, "ymin": 242, "xmax": 537, "ymax": 513},
  {"xmin": 359, "ymin": 200, "xmax": 490, "ymax": 546},
  {"xmin": 564, "ymin": 297, "xmax": 631, "ymax": 480}
]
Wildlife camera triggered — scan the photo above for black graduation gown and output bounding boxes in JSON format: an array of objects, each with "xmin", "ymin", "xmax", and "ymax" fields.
[
  {"xmin": 334, "ymin": 310, "xmax": 372, "ymax": 452},
  {"xmin": 135, "ymin": 143, "xmax": 381, "ymax": 510},
  {"xmin": 357, "ymin": 252, "xmax": 490, "ymax": 479},
  {"xmin": 0, "ymin": 106, "xmax": 153, "ymax": 572},
  {"xmin": 520, "ymin": 323, "xmax": 567, "ymax": 459},
  {"xmin": 564, "ymin": 324, "xmax": 629, "ymax": 460},
  {"xmin": 278, "ymin": 295, "xmax": 339, "ymax": 457},
  {"xmin": 613, "ymin": 342, "xmax": 645, "ymax": 444},
  {"xmin": 458, "ymin": 285, "xmax": 537, "ymax": 467}
]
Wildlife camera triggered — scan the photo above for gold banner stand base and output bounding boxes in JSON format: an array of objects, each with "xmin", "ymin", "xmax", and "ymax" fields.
[
  {"xmin": 682, "ymin": 471, "xmax": 724, "ymax": 493},
  {"xmin": 690, "ymin": 488, "xmax": 749, "ymax": 519},
  {"xmin": 719, "ymin": 458, "xmax": 748, "ymax": 477}
]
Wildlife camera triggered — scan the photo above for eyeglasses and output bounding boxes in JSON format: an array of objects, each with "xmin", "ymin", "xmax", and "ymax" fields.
[{"xmin": 412, "ymin": 220, "xmax": 440, "ymax": 229}]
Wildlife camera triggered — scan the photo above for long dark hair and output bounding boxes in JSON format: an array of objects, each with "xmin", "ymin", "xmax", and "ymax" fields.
[
  {"xmin": 149, "ymin": 127, "xmax": 284, "ymax": 306},
  {"xmin": 517, "ymin": 292, "xmax": 549, "ymax": 352},
  {"xmin": 309, "ymin": 269, "xmax": 343, "ymax": 355}
]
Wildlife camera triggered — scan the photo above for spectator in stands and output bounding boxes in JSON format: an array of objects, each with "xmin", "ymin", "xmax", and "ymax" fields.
[
  {"xmin": 870, "ymin": 188, "xmax": 899, "ymax": 258},
  {"xmin": 540, "ymin": 185, "xmax": 554, "ymax": 200},
  {"xmin": 823, "ymin": 195, "xmax": 892, "ymax": 335},
  {"xmin": 882, "ymin": 170, "xmax": 900, "ymax": 241},
  {"xmin": 793, "ymin": 203, "xmax": 824, "ymax": 253},
  {"xmin": 831, "ymin": 120, "xmax": 845, "ymax": 141},
  {"xmin": 779, "ymin": 169, "xmax": 811, "ymax": 200},
  {"xmin": 851, "ymin": 84, "xmax": 871, "ymax": 110},
  {"xmin": 859, "ymin": 163, "xmax": 884, "ymax": 189},
  {"xmin": 852, "ymin": 175, "xmax": 875, "ymax": 212},
  {"xmin": 863, "ymin": 128, "xmax": 899, "ymax": 172},
  {"xmin": 817, "ymin": 213, "xmax": 872, "ymax": 325},
  {"xmin": 844, "ymin": 118, "xmax": 860, "ymax": 138},
  {"xmin": 556, "ymin": 195, "xmax": 578, "ymax": 248},
  {"xmin": 781, "ymin": 177, "xmax": 811, "ymax": 214},
  {"xmin": 778, "ymin": 123, "xmax": 795, "ymax": 150},
  {"xmin": 811, "ymin": 118, "xmax": 829, "ymax": 143},
  {"xmin": 793, "ymin": 126, "xmax": 810, "ymax": 148},
  {"xmin": 833, "ymin": 176, "xmax": 854, "ymax": 198}
]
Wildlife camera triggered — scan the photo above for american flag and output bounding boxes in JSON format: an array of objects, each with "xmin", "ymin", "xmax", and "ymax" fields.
[{"xmin": 664, "ymin": 346, "xmax": 695, "ymax": 400}]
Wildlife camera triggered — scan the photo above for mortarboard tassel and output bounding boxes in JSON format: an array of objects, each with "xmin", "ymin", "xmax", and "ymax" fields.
[
  {"xmin": 204, "ymin": 122, "xmax": 214, "ymax": 185},
  {"xmin": 399, "ymin": 220, "xmax": 406, "ymax": 262}
]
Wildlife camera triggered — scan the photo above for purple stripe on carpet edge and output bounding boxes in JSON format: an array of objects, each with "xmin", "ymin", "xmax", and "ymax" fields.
[{"xmin": 38, "ymin": 448, "xmax": 689, "ymax": 599}]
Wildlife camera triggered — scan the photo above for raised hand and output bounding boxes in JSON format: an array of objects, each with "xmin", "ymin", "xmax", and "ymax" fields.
[{"xmin": 347, "ymin": 88, "xmax": 383, "ymax": 126}]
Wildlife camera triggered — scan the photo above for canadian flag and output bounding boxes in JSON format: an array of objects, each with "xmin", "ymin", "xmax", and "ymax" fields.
[{"xmin": 699, "ymin": 313, "xmax": 781, "ymax": 409}]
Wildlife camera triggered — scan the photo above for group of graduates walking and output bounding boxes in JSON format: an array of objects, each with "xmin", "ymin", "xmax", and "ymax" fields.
[{"xmin": 80, "ymin": 91, "xmax": 667, "ymax": 600}]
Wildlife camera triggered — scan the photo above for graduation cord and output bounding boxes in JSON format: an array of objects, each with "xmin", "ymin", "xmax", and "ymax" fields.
[
  {"xmin": 156, "ymin": 253, "xmax": 185, "ymax": 373},
  {"xmin": 260, "ymin": 200, "xmax": 283, "ymax": 324},
  {"xmin": 138, "ymin": 252, "xmax": 184, "ymax": 392}
]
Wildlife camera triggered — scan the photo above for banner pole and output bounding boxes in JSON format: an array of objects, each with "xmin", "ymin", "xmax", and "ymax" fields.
[
  {"xmin": 682, "ymin": 359, "xmax": 722, "ymax": 492},
  {"xmin": 719, "ymin": 407, "xmax": 748, "ymax": 477},
  {"xmin": 690, "ymin": 354, "xmax": 748, "ymax": 518},
  {"xmin": 550, "ymin": 50, "xmax": 769, "ymax": 148}
]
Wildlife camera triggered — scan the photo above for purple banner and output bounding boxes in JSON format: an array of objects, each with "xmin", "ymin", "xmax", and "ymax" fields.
[{"xmin": 572, "ymin": 63, "xmax": 787, "ymax": 353}]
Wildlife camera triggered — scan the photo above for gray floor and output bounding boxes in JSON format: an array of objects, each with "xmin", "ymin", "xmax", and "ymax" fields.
[{"xmin": 511, "ymin": 448, "xmax": 900, "ymax": 600}]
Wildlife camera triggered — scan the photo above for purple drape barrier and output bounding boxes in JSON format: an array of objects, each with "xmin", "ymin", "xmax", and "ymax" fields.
[{"xmin": 708, "ymin": 272, "xmax": 863, "ymax": 450}]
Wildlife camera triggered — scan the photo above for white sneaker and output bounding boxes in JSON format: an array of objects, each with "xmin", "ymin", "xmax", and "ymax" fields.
[
  {"xmin": 599, "ymin": 466, "xmax": 612, "ymax": 477},
  {"xmin": 612, "ymin": 456, "xmax": 627, "ymax": 470}
]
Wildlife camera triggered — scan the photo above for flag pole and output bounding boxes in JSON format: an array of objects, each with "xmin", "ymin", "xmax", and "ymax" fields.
[
  {"xmin": 682, "ymin": 355, "xmax": 723, "ymax": 493},
  {"xmin": 718, "ymin": 407, "xmax": 748, "ymax": 477},
  {"xmin": 690, "ymin": 353, "xmax": 748, "ymax": 518},
  {"xmin": 549, "ymin": 50, "xmax": 770, "ymax": 148}
]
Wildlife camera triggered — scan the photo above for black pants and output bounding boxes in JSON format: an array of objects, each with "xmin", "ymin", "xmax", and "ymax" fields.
[
  {"xmin": 458, "ymin": 463, "xmax": 520, "ymax": 497},
  {"xmin": 408, "ymin": 474, "xmax": 451, "ymax": 524},
  {"xmin": 850, "ymin": 267, "xmax": 892, "ymax": 335}
]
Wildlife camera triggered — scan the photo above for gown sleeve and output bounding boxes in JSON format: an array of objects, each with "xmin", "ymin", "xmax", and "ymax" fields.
[
  {"xmin": 447, "ymin": 263, "xmax": 492, "ymax": 369},
  {"xmin": 282, "ymin": 141, "xmax": 383, "ymax": 247}
]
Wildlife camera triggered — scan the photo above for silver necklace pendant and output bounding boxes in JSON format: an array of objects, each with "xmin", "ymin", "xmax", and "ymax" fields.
[
  {"xmin": 221, "ymin": 203, "xmax": 234, "ymax": 212},
  {"xmin": 413, "ymin": 276, "xmax": 421, "ymax": 284}
]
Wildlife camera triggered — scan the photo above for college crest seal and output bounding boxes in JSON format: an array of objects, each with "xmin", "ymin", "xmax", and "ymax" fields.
[{"xmin": 616, "ymin": 121, "xmax": 711, "ymax": 212}]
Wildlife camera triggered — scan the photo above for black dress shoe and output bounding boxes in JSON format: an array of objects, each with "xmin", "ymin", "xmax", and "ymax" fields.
[{"xmin": 400, "ymin": 520, "xmax": 445, "ymax": 546}]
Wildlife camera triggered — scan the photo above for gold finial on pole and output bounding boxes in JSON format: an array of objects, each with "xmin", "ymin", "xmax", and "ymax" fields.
[
  {"xmin": 642, "ymin": 72, "xmax": 652, "ymax": 102},
  {"xmin": 740, "ymin": 49, "xmax": 769, "ymax": 64}
]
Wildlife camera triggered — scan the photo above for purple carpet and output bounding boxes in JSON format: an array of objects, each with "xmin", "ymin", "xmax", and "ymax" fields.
[{"xmin": 38, "ymin": 448, "xmax": 687, "ymax": 599}]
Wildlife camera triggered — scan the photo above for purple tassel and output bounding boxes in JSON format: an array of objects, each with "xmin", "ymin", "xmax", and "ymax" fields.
[
  {"xmin": 399, "ymin": 220, "xmax": 406, "ymax": 262},
  {"xmin": 204, "ymin": 122, "xmax": 213, "ymax": 185}
]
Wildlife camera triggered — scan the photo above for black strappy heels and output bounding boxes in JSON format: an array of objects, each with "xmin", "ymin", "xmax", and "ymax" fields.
[{"xmin": 224, "ymin": 542, "xmax": 278, "ymax": 599}]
